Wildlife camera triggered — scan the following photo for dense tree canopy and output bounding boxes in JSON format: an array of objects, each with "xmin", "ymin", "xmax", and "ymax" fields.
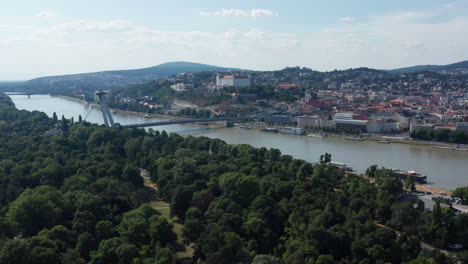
[{"xmin": 0, "ymin": 92, "xmax": 466, "ymax": 263}]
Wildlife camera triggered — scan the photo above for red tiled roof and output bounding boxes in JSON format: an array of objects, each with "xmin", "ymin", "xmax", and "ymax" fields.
[{"xmin": 277, "ymin": 84, "xmax": 299, "ymax": 88}]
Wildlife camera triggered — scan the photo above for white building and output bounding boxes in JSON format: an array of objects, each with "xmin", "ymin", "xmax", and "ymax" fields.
[
  {"xmin": 335, "ymin": 112, "xmax": 354, "ymax": 120},
  {"xmin": 216, "ymin": 73, "xmax": 250, "ymax": 87},
  {"xmin": 297, "ymin": 115, "xmax": 321, "ymax": 127},
  {"xmin": 170, "ymin": 83, "xmax": 193, "ymax": 92}
]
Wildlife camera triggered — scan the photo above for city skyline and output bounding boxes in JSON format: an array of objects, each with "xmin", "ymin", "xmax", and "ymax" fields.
[{"xmin": 1, "ymin": 0, "xmax": 468, "ymax": 80}]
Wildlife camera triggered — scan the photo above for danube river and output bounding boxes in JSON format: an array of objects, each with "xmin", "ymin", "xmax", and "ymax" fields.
[{"xmin": 8, "ymin": 94, "xmax": 468, "ymax": 190}]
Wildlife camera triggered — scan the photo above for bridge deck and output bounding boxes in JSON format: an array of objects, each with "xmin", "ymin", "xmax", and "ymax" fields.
[{"xmin": 121, "ymin": 117, "xmax": 246, "ymax": 128}]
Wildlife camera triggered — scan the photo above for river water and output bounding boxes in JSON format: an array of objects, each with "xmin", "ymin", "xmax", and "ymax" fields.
[{"xmin": 8, "ymin": 94, "xmax": 468, "ymax": 190}]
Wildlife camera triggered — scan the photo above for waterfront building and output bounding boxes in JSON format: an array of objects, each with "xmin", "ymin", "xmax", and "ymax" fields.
[
  {"xmin": 410, "ymin": 122, "xmax": 435, "ymax": 132},
  {"xmin": 264, "ymin": 114, "xmax": 295, "ymax": 124},
  {"xmin": 367, "ymin": 120, "xmax": 398, "ymax": 134},
  {"xmin": 297, "ymin": 115, "xmax": 321, "ymax": 127},
  {"xmin": 456, "ymin": 122, "xmax": 468, "ymax": 132},
  {"xmin": 334, "ymin": 119, "xmax": 368, "ymax": 132}
]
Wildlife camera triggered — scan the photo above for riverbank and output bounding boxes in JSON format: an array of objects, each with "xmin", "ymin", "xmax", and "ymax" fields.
[
  {"xmin": 238, "ymin": 123, "xmax": 468, "ymax": 150},
  {"xmin": 416, "ymin": 184, "xmax": 453, "ymax": 196},
  {"xmin": 347, "ymin": 171, "xmax": 454, "ymax": 195},
  {"xmin": 58, "ymin": 95, "xmax": 468, "ymax": 151}
]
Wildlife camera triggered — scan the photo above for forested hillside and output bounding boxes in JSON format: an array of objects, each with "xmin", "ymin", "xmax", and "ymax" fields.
[
  {"xmin": 23, "ymin": 62, "xmax": 243, "ymax": 94},
  {"xmin": 0, "ymin": 92, "xmax": 466, "ymax": 263}
]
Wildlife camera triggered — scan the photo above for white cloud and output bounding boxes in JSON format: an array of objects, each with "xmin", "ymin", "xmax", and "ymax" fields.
[
  {"xmin": 250, "ymin": 9, "xmax": 275, "ymax": 17},
  {"xmin": 339, "ymin": 17, "xmax": 356, "ymax": 23},
  {"xmin": 2, "ymin": 2, "xmax": 468, "ymax": 79},
  {"xmin": 51, "ymin": 20, "xmax": 133, "ymax": 33},
  {"xmin": 35, "ymin": 11, "xmax": 57, "ymax": 18},
  {"xmin": 200, "ymin": 8, "xmax": 276, "ymax": 17}
]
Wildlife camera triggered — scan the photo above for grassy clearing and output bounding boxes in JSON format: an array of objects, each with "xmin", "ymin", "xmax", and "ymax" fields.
[{"xmin": 143, "ymin": 175, "xmax": 194, "ymax": 260}]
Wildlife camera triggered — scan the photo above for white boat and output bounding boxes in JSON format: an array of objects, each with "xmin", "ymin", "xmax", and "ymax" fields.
[
  {"xmin": 279, "ymin": 127, "xmax": 305, "ymax": 135},
  {"xmin": 261, "ymin": 127, "xmax": 278, "ymax": 133},
  {"xmin": 378, "ymin": 140, "xmax": 390, "ymax": 144},
  {"xmin": 329, "ymin": 161, "xmax": 353, "ymax": 171},
  {"xmin": 345, "ymin": 137, "xmax": 364, "ymax": 141},
  {"xmin": 391, "ymin": 169, "xmax": 427, "ymax": 183},
  {"xmin": 308, "ymin": 133, "xmax": 327, "ymax": 139}
]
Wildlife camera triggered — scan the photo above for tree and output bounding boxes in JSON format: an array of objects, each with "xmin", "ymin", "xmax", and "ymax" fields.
[
  {"xmin": 38, "ymin": 163, "xmax": 65, "ymax": 187},
  {"xmin": 154, "ymin": 247, "xmax": 176, "ymax": 264},
  {"xmin": 452, "ymin": 186, "xmax": 468, "ymax": 205},
  {"xmin": 251, "ymin": 255, "xmax": 282, "ymax": 264},
  {"xmin": 404, "ymin": 175, "xmax": 416, "ymax": 191},
  {"xmin": 149, "ymin": 216, "xmax": 177, "ymax": 247},
  {"xmin": 121, "ymin": 165, "xmax": 143, "ymax": 188},
  {"xmin": 170, "ymin": 186, "xmax": 193, "ymax": 219},
  {"xmin": 365, "ymin": 165, "xmax": 377, "ymax": 180},
  {"xmin": 61, "ymin": 115, "xmax": 68, "ymax": 132},
  {"xmin": 296, "ymin": 163, "xmax": 313, "ymax": 181},
  {"xmin": 76, "ymin": 232, "xmax": 96, "ymax": 261},
  {"xmin": 0, "ymin": 239, "xmax": 32, "ymax": 264},
  {"xmin": 95, "ymin": 221, "xmax": 114, "ymax": 240},
  {"xmin": 52, "ymin": 112, "xmax": 58, "ymax": 123},
  {"xmin": 202, "ymin": 231, "xmax": 251, "ymax": 264},
  {"xmin": 315, "ymin": 255, "xmax": 336, "ymax": 264},
  {"xmin": 182, "ymin": 208, "xmax": 205, "ymax": 243},
  {"xmin": 72, "ymin": 211, "xmax": 96, "ymax": 234},
  {"xmin": 89, "ymin": 237, "xmax": 124, "ymax": 264},
  {"xmin": 7, "ymin": 186, "xmax": 67, "ymax": 236},
  {"xmin": 320, "ymin": 153, "xmax": 331, "ymax": 165},
  {"xmin": 61, "ymin": 249, "xmax": 85, "ymax": 264}
]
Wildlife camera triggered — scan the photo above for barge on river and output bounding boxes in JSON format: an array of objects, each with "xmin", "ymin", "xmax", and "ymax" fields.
[
  {"xmin": 329, "ymin": 161, "xmax": 353, "ymax": 171},
  {"xmin": 308, "ymin": 133, "xmax": 327, "ymax": 139},
  {"xmin": 391, "ymin": 169, "xmax": 427, "ymax": 183},
  {"xmin": 345, "ymin": 137, "xmax": 364, "ymax": 141}
]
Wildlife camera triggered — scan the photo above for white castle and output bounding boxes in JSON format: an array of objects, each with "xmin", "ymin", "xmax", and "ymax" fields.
[{"xmin": 216, "ymin": 73, "xmax": 251, "ymax": 87}]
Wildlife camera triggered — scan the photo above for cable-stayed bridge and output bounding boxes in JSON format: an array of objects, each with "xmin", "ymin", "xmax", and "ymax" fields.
[
  {"xmin": 121, "ymin": 117, "xmax": 247, "ymax": 128},
  {"xmin": 94, "ymin": 91, "xmax": 248, "ymax": 128}
]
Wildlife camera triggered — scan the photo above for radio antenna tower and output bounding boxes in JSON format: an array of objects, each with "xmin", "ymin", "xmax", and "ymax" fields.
[{"xmin": 95, "ymin": 91, "xmax": 115, "ymax": 128}]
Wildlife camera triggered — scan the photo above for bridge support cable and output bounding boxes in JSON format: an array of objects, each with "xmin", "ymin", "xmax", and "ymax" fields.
[{"xmin": 95, "ymin": 91, "xmax": 115, "ymax": 128}]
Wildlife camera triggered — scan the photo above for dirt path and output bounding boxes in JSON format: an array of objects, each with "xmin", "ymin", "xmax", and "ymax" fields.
[{"xmin": 140, "ymin": 169, "xmax": 194, "ymax": 261}]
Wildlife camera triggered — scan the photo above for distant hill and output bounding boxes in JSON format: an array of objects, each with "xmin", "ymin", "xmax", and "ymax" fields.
[
  {"xmin": 23, "ymin": 62, "xmax": 244, "ymax": 93},
  {"xmin": 388, "ymin": 60, "xmax": 468, "ymax": 73},
  {"xmin": 0, "ymin": 81, "xmax": 26, "ymax": 92}
]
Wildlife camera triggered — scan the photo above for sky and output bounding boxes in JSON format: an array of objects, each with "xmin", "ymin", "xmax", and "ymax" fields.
[{"xmin": 1, "ymin": 0, "xmax": 468, "ymax": 80}]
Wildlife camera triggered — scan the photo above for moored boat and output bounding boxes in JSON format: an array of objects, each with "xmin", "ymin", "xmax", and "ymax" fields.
[
  {"xmin": 433, "ymin": 146, "xmax": 468, "ymax": 151},
  {"xmin": 345, "ymin": 137, "xmax": 364, "ymax": 141},
  {"xmin": 261, "ymin": 127, "xmax": 278, "ymax": 133},
  {"xmin": 280, "ymin": 127, "xmax": 305, "ymax": 135},
  {"xmin": 391, "ymin": 169, "xmax": 427, "ymax": 183},
  {"xmin": 378, "ymin": 140, "xmax": 390, "ymax": 144},
  {"xmin": 329, "ymin": 161, "xmax": 353, "ymax": 171},
  {"xmin": 308, "ymin": 133, "xmax": 327, "ymax": 139}
]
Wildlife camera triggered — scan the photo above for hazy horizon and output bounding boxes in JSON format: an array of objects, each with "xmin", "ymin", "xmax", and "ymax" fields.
[{"xmin": 2, "ymin": 0, "xmax": 468, "ymax": 80}]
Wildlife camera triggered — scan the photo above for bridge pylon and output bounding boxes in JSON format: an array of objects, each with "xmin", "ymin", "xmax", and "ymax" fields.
[{"xmin": 95, "ymin": 91, "xmax": 115, "ymax": 128}]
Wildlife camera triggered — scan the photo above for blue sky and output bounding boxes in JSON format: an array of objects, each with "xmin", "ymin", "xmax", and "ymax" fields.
[{"xmin": 1, "ymin": 0, "xmax": 468, "ymax": 80}]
